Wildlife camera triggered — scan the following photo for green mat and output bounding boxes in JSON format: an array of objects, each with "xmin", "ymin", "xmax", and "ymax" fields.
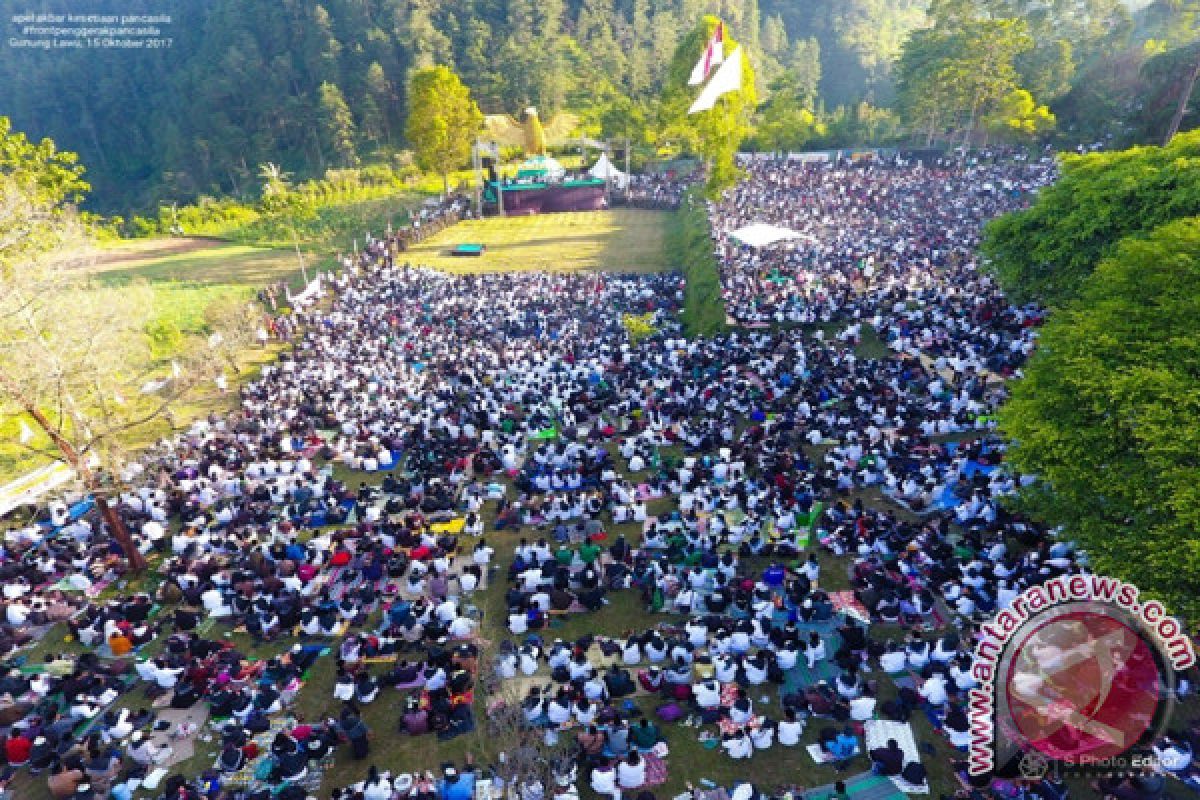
[
  {"xmin": 780, "ymin": 631, "xmax": 842, "ymax": 695},
  {"xmin": 803, "ymin": 773, "xmax": 906, "ymax": 800}
]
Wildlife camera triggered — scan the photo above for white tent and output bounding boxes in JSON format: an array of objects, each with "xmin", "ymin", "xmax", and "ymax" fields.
[
  {"xmin": 589, "ymin": 154, "xmax": 628, "ymax": 189},
  {"xmin": 729, "ymin": 223, "xmax": 816, "ymax": 249}
]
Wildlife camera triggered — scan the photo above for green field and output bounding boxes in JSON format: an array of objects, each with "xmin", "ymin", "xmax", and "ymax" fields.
[{"xmin": 407, "ymin": 209, "xmax": 672, "ymax": 273}]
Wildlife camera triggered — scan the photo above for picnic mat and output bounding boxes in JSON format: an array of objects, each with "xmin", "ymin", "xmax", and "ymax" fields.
[
  {"xmin": 147, "ymin": 705, "xmax": 210, "ymax": 768},
  {"xmin": 430, "ymin": 518, "xmax": 466, "ymax": 534},
  {"xmin": 642, "ymin": 752, "xmax": 668, "ymax": 787},
  {"xmin": 806, "ymin": 742, "xmax": 860, "ymax": 764},
  {"xmin": 803, "ymin": 773, "xmax": 907, "ymax": 800},
  {"xmin": 830, "ymin": 591, "xmax": 871, "ymax": 624},
  {"xmin": 863, "ymin": 720, "xmax": 929, "ymax": 794},
  {"xmin": 780, "ymin": 632, "xmax": 842, "ymax": 696}
]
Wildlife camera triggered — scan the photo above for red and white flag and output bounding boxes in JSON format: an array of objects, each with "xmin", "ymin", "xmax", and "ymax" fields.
[
  {"xmin": 688, "ymin": 22, "xmax": 725, "ymax": 86},
  {"xmin": 688, "ymin": 45, "xmax": 743, "ymax": 114}
]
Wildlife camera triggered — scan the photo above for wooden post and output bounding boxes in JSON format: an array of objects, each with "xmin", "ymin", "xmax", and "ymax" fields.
[{"xmin": 625, "ymin": 137, "xmax": 632, "ymax": 201}]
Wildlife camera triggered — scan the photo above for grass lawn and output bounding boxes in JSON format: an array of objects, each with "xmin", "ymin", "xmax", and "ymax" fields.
[
  {"xmin": 405, "ymin": 210, "xmax": 672, "ymax": 274},
  {"xmin": 89, "ymin": 239, "xmax": 325, "ymax": 290}
]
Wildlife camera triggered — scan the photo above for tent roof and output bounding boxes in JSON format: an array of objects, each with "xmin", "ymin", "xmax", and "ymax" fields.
[
  {"xmin": 589, "ymin": 154, "xmax": 626, "ymax": 180},
  {"xmin": 729, "ymin": 223, "xmax": 816, "ymax": 249}
]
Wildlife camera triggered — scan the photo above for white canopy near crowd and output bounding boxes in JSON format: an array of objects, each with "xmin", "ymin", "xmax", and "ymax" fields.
[
  {"xmin": 728, "ymin": 222, "xmax": 815, "ymax": 249},
  {"xmin": 589, "ymin": 154, "xmax": 628, "ymax": 189}
]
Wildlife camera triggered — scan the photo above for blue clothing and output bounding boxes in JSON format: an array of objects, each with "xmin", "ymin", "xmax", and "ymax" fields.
[
  {"xmin": 829, "ymin": 733, "xmax": 858, "ymax": 760},
  {"xmin": 441, "ymin": 773, "xmax": 477, "ymax": 800}
]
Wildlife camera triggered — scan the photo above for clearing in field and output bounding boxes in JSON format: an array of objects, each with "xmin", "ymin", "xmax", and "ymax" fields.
[
  {"xmin": 405, "ymin": 209, "xmax": 671, "ymax": 273},
  {"xmin": 87, "ymin": 237, "xmax": 317, "ymax": 287}
]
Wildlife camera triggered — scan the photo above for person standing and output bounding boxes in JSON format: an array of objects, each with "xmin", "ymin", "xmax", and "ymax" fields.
[{"xmin": 338, "ymin": 704, "xmax": 370, "ymax": 760}]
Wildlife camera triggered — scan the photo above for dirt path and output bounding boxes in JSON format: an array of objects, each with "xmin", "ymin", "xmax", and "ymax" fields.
[{"xmin": 90, "ymin": 236, "xmax": 227, "ymax": 268}]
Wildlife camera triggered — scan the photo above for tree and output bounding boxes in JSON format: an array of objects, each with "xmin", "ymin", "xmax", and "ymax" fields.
[
  {"xmin": 982, "ymin": 129, "xmax": 1200, "ymax": 305},
  {"xmin": 999, "ymin": 216, "xmax": 1200, "ymax": 622},
  {"xmin": 754, "ymin": 75, "xmax": 827, "ymax": 151},
  {"xmin": 982, "ymin": 88, "xmax": 1056, "ymax": 142},
  {"xmin": 897, "ymin": 13, "xmax": 1037, "ymax": 147},
  {"xmin": 0, "ymin": 117, "xmax": 90, "ymax": 277},
  {"xmin": 405, "ymin": 66, "xmax": 483, "ymax": 194},
  {"xmin": 659, "ymin": 16, "xmax": 758, "ymax": 196},
  {"xmin": 317, "ymin": 82, "xmax": 358, "ymax": 167},
  {"xmin": 0, "ymin": 124, "xmax": 244, "ymax": 571},
  {"xmin": 259, "ymin": 163, "xmax": 316, "ymax": 283},
  {"xmin": 363, "ymin": 62, "xmax": 394, "ymax": 146}
]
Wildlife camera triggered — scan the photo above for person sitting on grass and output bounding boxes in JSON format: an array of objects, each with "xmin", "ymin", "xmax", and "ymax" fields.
[{"xmin": 630, "ymin": 718, "xmax": 660, "ymax": 752}]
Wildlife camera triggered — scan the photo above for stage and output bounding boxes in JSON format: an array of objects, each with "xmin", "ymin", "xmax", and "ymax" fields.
[{"xmin": 484, "ymin": 178, "xmax": 607, "ymax": 216}]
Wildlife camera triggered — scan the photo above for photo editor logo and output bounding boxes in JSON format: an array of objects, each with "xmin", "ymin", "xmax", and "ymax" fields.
[{"xmin": 967, "ymin": 574, "xmax": 1196, "ymax": 778}]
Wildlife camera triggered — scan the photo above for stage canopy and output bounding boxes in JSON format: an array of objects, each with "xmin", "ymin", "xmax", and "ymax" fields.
[
  {"xmin": 729, "ymin": 223, "xmax": 816, "ymax": 249},
  {"xmin": 516, "ymin": 155, "xmax": 566, "ymax": 180},
  {"xmin": 589, "ymin": 154, "xmax": 628, "ymax": 189}
]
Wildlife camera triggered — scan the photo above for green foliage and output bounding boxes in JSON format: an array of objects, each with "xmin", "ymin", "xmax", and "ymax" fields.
[
  {"xmin": 666, "ymin": 190, "xmax": 727, "ymax": 337},
  {"xmin": 897, "ymin": 11, "xmax": 1036, "ymax": 145},
  {"xmin": 1127, "ymin": 40, "xmax": 1200, "ymax": 143},
  {"xmin": 0, "ymin": 115, "xmax": 89, "ymax": 206},
  {"xmin": 0, "ymin": 117, "xmax": 91, "ymax": 277},
  {"xmin": 813, "ymin": 102, "xmax": 903, "ymax": 148},
  {"xmin": 621, "ymin": 312, "xmax": 658, "ymax": 344},
  {"xmin": 660, "ymin": 16, "xmax": 758, "ymax": 197},
  {"xmin": 761, "ymin": 0, "xmax": 927, "ymax": 106},
  {"xmin": 0, "ymin": 0, "xmax": 1189, "ymax": 220},
  {"xmin": 999, "ymin": 216, "xmax": 1200, "ymax": 622},
  {"xmin": 752, "ymin": 82, "xmax": 827, "ymax": 152},
  {"xmin": 144, "ymin": 318, "xmax": 185, "ymax": 359},
  {"xmin": 317, "ymin": 82, "xmax": 359, "ymax": 168},
  {"xmin": 983, "ymin": 88, "xmax": 1056, "ymax": 141},
  {"xmin": 406, "ymin": 66, "xmax": 483, "ymax": 193},
  {"xmin": 982, "ymin": 129, "xmax": 1200, "ymax": 305}
]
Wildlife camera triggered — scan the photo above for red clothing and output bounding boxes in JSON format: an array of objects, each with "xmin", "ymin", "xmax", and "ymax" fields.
[{"xmin": 6, "ymin": 734, "xmax": 31, "ymax": 764}]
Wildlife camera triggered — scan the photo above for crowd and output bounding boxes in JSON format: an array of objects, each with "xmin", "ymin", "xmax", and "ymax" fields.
[
  {"xmin": 0, "ymin": 155, "xmax": 1193, "ymax": 800},
  {"xmin": 620, "ymin": 173, "xmax": 693, "ymax": 211}
]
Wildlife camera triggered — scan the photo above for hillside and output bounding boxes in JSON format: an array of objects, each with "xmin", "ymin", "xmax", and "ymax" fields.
[{"xmin": 0, "ymin": 0, "xmax": 1195, "ymax": 216}]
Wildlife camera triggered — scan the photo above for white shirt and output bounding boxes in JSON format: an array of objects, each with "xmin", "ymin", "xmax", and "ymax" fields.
[
  {"xmin": 778, "ymin": 719, "xmax": 803, "ymax": 746},
  {"xmin": 920, "ymin": 675, "xmax": 948, "ymax": 707},
  {"xmin": 617, "ymin": 760, "xmax": 645, "ymax": 789},
  {"xmin": 849, "ymin": 695, "xmax": 877, "ymax": 721},
  {"xmin": 723, "ymin": 733, "xmax": 753, "ymax": 759},
  {"xmin": 590, "ymin": 767, "xmax": 618, "ymax": 797}
]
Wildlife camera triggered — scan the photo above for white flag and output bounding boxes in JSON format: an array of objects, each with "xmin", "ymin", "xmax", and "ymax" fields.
[
  {"xmin": 689, "ymin": 46, "xmax": 744, "ymax": 114},
  {"xmin": 19, "ymin": 420, "xmax": 34, "ymax": 444},
  {"xmin": 688, "ymin": 22, "xmax": 725, "ymax": 86},
  {"xmin": 171, "ymin": 360, "xmax": 182, "ymax": 379}
]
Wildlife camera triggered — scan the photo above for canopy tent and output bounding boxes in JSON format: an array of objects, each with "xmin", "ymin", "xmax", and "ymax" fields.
[
  {"xmin": 729, "ymin": 223, "xmax": 816, "ymax": 249},
  {"xmin": 516, "ymin": 155, "xmax": 566, "ymax": 180},
  {"xmin": 589, "ymin": 154, "xmax": 628, "ymax": 189}
]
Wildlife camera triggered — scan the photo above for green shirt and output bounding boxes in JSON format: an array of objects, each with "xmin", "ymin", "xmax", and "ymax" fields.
[{"xmin": 579, "ymin": 542, "xmax": 600, "ymax": 564}]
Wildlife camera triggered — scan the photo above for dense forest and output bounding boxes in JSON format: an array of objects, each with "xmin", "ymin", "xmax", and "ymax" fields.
[{"xmin": 0, "ymin": 0, "xmax": 1196, "ymax": 213}]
